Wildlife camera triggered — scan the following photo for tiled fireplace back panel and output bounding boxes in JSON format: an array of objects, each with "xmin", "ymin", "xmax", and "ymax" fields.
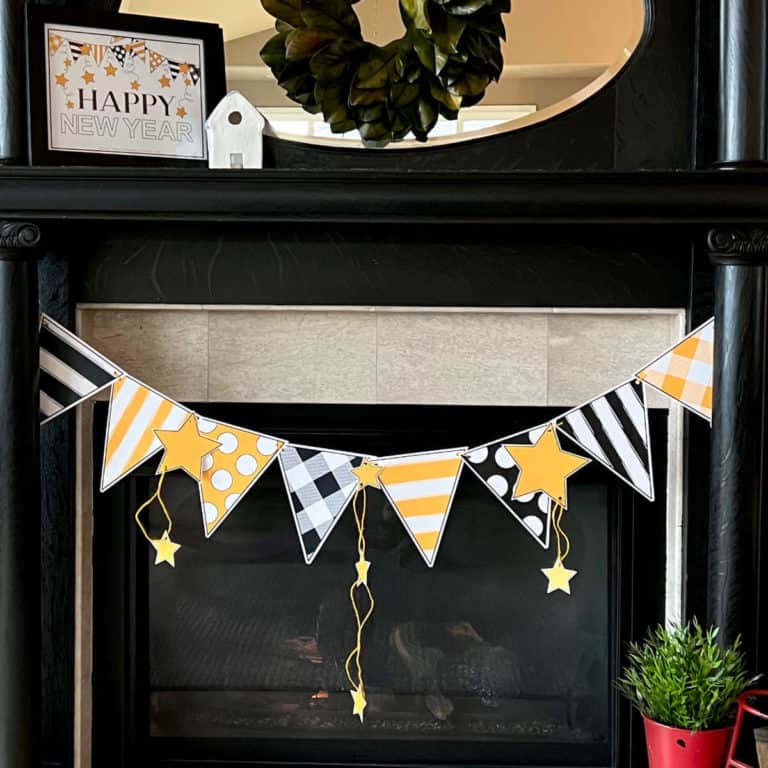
[{"xmin": 77, "ymin": 306, "xmax": 684, "ymax": 408}]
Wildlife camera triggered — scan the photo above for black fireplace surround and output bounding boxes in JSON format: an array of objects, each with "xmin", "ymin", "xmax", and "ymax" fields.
[{"xmin": 0, "ymin": 0, "xmax": 768, "ymax": 767}]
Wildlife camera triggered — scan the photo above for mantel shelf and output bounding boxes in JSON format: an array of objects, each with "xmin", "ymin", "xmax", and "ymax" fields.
[{"xmin": 2, "ymin": 167, "xmax": 768, "ymax": 225}]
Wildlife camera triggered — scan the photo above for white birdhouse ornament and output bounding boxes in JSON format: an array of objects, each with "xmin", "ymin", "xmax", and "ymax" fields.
[{"xmin": 206, "ymin": 91, "xmax": 266, "ymax": 169}]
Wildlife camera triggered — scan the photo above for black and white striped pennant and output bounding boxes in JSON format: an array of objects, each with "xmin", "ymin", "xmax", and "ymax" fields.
[
  {"xmin": 555, "ymin": 379, "xmax": 655, "ymax": 501},
  {"xmin": 39, "ymin": 315, "xmax": 123, "ymax": 424}
]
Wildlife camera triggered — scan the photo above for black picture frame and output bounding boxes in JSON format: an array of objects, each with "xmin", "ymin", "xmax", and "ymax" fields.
[{"xmin": 25, "ymin": 5, "xmax": 226, "ymax": 166}]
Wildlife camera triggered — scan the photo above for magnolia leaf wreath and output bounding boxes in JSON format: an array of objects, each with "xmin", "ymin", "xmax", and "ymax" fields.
[{"xmin": 259, "ymin": 0, "xmax": 509, "ymax": 144}]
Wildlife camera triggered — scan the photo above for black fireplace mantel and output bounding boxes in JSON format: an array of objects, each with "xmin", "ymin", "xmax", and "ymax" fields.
[{"xmin": 3, "ymin": 168, "xmax": 768, "ymax": 225}]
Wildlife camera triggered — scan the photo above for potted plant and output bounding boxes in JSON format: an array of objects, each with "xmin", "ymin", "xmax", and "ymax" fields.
[{"xmin": 618, "ymin": 620, "xmax": 753, "ymax": 768}]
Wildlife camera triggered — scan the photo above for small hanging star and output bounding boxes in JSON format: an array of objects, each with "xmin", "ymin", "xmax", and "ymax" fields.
[
  {"xmin": 104, "ymin": 63, "xmax": 117, "ymax": 77},
  {"xmin": 55, "ymin": 73, "xmax": 68, "ymax": 87},
  {"xmin": 176, "ymin": 106, "xmax": 187, "ymax": 118},
  {"xmin": 155, "ymin": 415, "xmax": 221, "ymax": 481},
  {"xmin": 350, "ymin": 687, "xmax": 367, "ymax": 722},
  {"xmin": 151, "ymin": 530, "xmax": 181, "ymax": 567},
  {"xmin": 82, "ymin": 70, "xmax": 95, "ymax": 84},
  {"xmin": 541, "ymin": 558, "xmax": 578, "ymax": 595},
  {"xmin": 130, "ymin": 80, "xmax": 141, "ymax": 91},
  {"xmin": 159, "ymin": 74, "xmax": 171, "ymax": 88},
  {"xmin": 355, "ymin": 558, "xmax": 371, "ymax": 586},
  {"xmin": 352, "ymin": 459, "xmax": 381, "ymax": 488}
]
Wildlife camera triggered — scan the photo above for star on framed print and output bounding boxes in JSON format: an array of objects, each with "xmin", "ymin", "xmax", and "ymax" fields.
[{"xmin": 26, "ymin": 6, "xmax": 225, "ymax": 165}]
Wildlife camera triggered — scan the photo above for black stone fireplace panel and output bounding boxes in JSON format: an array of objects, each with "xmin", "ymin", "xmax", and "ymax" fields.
[{"xmin": 92, "ymin": 403, "xmax": 667, "ymax": 767}]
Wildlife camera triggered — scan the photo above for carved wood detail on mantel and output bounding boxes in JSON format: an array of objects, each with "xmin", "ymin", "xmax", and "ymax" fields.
[
  {"xmin": 708, "ymin": 227, "xmax": 768, "ymax": 264},
  {"xmin": 0, "ymin": 222, "xmax": 41, "ymax": 252}
]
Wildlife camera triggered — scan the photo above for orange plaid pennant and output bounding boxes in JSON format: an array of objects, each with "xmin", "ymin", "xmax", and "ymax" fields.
[{"xmin": 636, "ymin": 318, "xmax": 713, "ymax": 421}]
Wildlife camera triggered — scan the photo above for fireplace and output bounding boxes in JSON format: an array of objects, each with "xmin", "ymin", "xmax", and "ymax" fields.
[{"xmin": 90, "ymin": 397, "xmax": 668, "ymax": 767}]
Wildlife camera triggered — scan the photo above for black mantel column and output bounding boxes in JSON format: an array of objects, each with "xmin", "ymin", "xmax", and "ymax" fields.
[
  {"xmin": 0, "ymin": 223, "xmax": 41, "ymax": 766},
  {"xmin": 707, "ymin": 0, "xmax": 768, "ymax": 671}
]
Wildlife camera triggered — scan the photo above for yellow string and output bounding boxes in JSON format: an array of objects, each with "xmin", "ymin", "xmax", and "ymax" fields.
[
  {"xmin": 551, "ymin": 502, "xmax": 571, "ymax": 563},
  {"xmin": 344, "ymin": 485, "xmax": 375, "ymax": 699},
  {"xmin": 133, "ymin": 466, "xmax": 172, "ymax": 543}
]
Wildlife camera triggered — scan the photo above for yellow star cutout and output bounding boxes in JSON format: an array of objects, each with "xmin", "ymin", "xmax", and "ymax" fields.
[
  {"xmin": 179, "ymin": 63, "xmax": 190, "ymax": 73},
  {"xmin": 184, "ymin": 78, "xmax": 192, "ymax": 86},
  {"xmin": 66, "ymin": 100, "xmax": 74, "ymax": 110},
  {"xmin": 176, "ymin": 106, "xmax": 187, "ymax": 118},
  {"xmin": 350, "ymin": 687, "xmax": 367, "ymax": 722},
  {"xmin": 504, "ymin": 425, "xmax": 589, "ymax": 507},
  {"xmin": 541, "ymin": 558, "xmax": 578, "ymax": 595},
  {"xmin": 155, "ymin": 415, "xmax": 221, "ymax": 481},
  {"xmin": 352, "ymin": 459, "xmax": 381, "ymax": 488},
  {"xmin": 55, "ymin": 73, "xmax": 68, "ymax": 87},
  {"xmin": 131, "ymin": 80, "xmax": 141, "ymax": 91},
  {"xmin": 159, "ymin": 74, "xmax": 171, "ymax": 88},
  {"xmin": 355, "ymin": 558, "xmax": 371, "ymax": 586},
  {"xmin": 64, "ymin": 58, "xmax": 72, "ymax": 68},
  {"xmin": 82, "ymin": 70, "xmax": 95, "ymax": 84},
  {"xmin": 104, "ymin": 63, "xmax": 117, "ymax": 77},
  {"xmin": 80, "ymin": 43, "xmax": 92, "ymax": 56},
  {"xmin": 151, "ymin": 530, "xmax": 181, "ymax": 567}
]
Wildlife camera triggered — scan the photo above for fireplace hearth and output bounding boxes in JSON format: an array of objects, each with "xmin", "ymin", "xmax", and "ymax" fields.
[{"xmin": 91, "ymin": 402, "xmax": 667, "ymax": 767}]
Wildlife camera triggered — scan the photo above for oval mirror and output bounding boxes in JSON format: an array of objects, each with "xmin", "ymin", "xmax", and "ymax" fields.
[{"xmin": 120, "ymin": 0, "xmax": 646, "ymax": 148}]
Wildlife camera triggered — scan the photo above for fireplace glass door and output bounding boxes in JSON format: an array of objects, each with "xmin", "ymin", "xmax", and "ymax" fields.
[{"xmin": 92, "ymin": 403, "xmax": 667, "ymax": 767}]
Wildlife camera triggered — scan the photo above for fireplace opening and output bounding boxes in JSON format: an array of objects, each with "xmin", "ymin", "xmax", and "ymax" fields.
[{"xmin": 91, "ymin": 402, "xmax": 668, "ymax": 767}]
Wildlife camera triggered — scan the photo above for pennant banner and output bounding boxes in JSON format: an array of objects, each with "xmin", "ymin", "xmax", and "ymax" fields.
[
  {"xmin": 463, "ymin": 425, "xmax": 554, "ymax": 548},
  {"xmin": 197, "ymin": 418, "xmax": 283, "ymax": 537},
  {"xmin": 100, "ymin": 375, "xmax": 190, "ymax": 491},
  {"xmin": 557, "ymin": 379, "xmax": 655, "ymax": 501},
  {"xmin": 279, "ymin": 445, "xmax": 367, "ymax": 564},
  {"xmin": 39, "ymin": 314, "xmax": 123, "ymax": 424},
  {"xmin": 377, "ymin": 448, "xmax": 465, "ymax": 567},
  {"xmin": 636, "ymin": 318, "xmax": 713, "ymax": 421}
]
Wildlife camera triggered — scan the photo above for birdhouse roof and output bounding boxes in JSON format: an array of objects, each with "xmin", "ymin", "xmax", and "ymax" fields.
[{"xmin": 206, "ymin": 90, "xmax": 265, "ymax": 128}]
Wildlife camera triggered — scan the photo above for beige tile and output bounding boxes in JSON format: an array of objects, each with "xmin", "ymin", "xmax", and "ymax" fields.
[
  {"xmin": 77, "ymin": 309, "xmax": 209, "ymax": 401},
  {"xmin": 548, "ymin": 313, "xmax": 680, "ymax": 408},
  {"xmin": 208, "ymin": 311, "xmax": 377, "ymax": 402},
  {"xmin": 376, "ymin": 313, "xmax": 549, "ymax": 405}
]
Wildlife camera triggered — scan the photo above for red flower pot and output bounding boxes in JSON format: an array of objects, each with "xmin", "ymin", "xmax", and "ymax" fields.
[{"xmin": 644, "ymin": 716, "xmax": 733, "ymax": 768}]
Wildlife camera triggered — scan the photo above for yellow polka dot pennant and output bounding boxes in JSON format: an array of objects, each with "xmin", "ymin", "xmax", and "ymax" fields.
[{"xmin": 196, "ymin": 417, "xmax": 284, "ymax": 537}]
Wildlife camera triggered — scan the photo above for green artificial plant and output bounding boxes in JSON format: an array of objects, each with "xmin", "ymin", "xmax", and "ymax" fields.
[{"xmin": 617, "ymin": 620, "xmax": 753, "ymax": 731}]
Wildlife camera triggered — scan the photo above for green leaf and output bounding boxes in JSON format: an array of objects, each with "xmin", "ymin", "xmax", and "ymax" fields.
[
  {"xmin": 285, "ymin": 29, "xmax": 336, "ymax": 60},
  {"xmin": 391, "ymin": 80, "xmax": 420, "ymax": 107},
  {"xmin": 400, "ymin": 0, "xmax": 431, "ymax": 32},
  {"xmin": 354, "ymin": 43, "xmax": 403, "ymax": 89},
  {"xmin": 260, "ymin": 33, "xmax": 289, "ymax": 71},
  {"xmin": 300, "ymin": 0, "xmax": 361, "ymax": 35},
  {"xmin": 261, "ymin": 0, "xmax": 304, "ymax": 27}
]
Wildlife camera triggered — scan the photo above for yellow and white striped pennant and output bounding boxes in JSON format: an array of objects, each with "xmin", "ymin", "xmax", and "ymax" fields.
[
  {"xmin": 377, "ymin": 447, "xmax": 466, "ymax": 567},
  {"xmin": 100, "ymin": 375, "xmax": 190, "ymax": 492}
]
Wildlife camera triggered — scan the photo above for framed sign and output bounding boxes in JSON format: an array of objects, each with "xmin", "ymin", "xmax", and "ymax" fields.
[{"xmin": 26, "ymin": 6, "xmax": 226, "ymax": 165}]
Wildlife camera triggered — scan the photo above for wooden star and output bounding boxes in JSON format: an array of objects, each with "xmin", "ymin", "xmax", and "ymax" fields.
[
  {"xmin": 55, "ymin": 73, "xmax": 68, "ymax": 87},
  {"xmin": 350, "ymin": 687, "xmax": 367, "ymax": 722},
  {"xmin": 541, "ymin": 558, "xmax": 578, "ymax": 595},
  {"xmin": 104, "ymin": 63, "xmax": 117, "ymax": 77},
  {"xmin": 352, "ymin": 459, "xmax": 381, "ymax": 488},
  {"xmin": 504, "ymin": 425, "xmax": 589, "ymax": 507},
  {"xmin": 130, "ymin": 80, "xmax": 141, "ymax": 91},
  {"xmin": 355, "ymin": 558, "xmax": 371, "ymax": 586},
  {"xmin": 155, "ymin": 415, "xmax": 221, "ymax": 481},
  {"xmin": 151, "ymin": 530, "xmax": 181, "ymax": 568},
  {"xmin": 176, "ymin": 106, "xmax": 187, "ymax": 118},
  {"xmin": 159, "ymin": 74, "xmax": 171, "ymax": 88},
  {"xmin": 82, "ymin": 70, "xmax": 95, "ymax": 84}
]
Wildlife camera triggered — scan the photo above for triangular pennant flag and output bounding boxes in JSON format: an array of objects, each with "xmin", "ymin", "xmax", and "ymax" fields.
[
  {"xmin": 91, "ymin": 44, "xmax": 108, "ymax": 65},
  {"xmin": 126, "ymin": 39, "xmax": 147, "ymax": 62},
  {"xmin": 556, "ymin": 379, "xmax": 655, "ymax": 501},
  {"xmin": 149, "ymin": 49, "xmax": 166, "ymax": 72},
  {"xmin": 636, "ymin": 318, "xmax": 713, "ymax": 421},
  {"xmin": 69, "ymin": 41, "xmax": 83, "ymax": 61},
  {"xmin": 463, "ymin": 425, "xmax": 553, "ymax": 549},
  {"xmin": 196, "ymin": 418, "xmax": 284, "ymax": 536},
  {"xmin": 167, "ymin": 59, "xmax": 181, "ymax": 79},
  {"xmin": 100, "ymin": 376, "xmax": 190, "ymax": 492},
  {"xmin": 278, "ymin": 445, "xmax": 366, "ymax": 564},
  {"xmin": 377, "ymin": 448, "xmax": 465, "ymax": 567},
  {"xmin": 112, "ymin": 45, "xmax": 128, "ymax": 67},
  {"xmin": 40, "ymin": 314, "xmax": 123, "ymax": 424}
]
